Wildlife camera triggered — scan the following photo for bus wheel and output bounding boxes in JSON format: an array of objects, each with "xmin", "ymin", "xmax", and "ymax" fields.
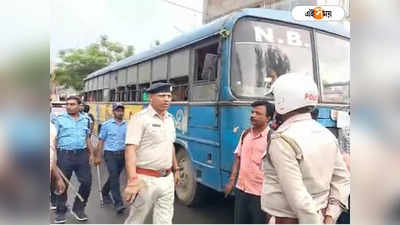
[{"xmin": 175, "ymin": 149, "xmax": 206, "ymax": 207}]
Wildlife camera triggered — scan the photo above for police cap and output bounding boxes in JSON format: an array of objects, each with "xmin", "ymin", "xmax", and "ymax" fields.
[
  {"xmin": 146, "ymin": 82, "xmax": 172, "ymax": 94},
  {"xmin": 112, "ymin": 102, "xmax": 125, "ymax": 111}
]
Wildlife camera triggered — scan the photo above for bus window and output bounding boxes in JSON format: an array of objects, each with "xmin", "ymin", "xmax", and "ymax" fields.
[
  {"xmin": 195, "ymin": 43, "xmax": 219, "ymax": 82},
  {"xmin": 99, "ymin": 90, "xmax": 103, "ymax": 101},
  {"xmin": 116, "ymin": 87, "xmax": 125, "ymax": 101},
  {"xmin": 110, "ymin": 89, "xmax": 116, "ymax": 102},
  {"xmin": 96, "ymin": 90, "xmax": 103, "ymax": 102},
  {"xmin": 127, "ymin": 85, "xmax": 137, "ymax": 101},
  {"xmin": 138, "ymin": 83, "xmax": 150, "ymax": 101},
  {"xmin": 316, "ymin": 32, "xmax": 350, "ymax": 104},
  {"xmin": 231, "ymin": 19, "xmax": 313, "ymax": 98},
  {"xmin": 170, "ymin": 76, "xmax": 189, "ymax": 101}
]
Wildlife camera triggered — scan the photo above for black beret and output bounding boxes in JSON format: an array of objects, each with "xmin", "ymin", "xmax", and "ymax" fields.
[{"xmin": 146, "ymin": 82, "xmax": 172, "ymax": 94}]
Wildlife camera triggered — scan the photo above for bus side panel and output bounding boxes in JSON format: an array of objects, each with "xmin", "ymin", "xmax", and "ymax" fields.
[
  {"xmin": 88, "ymin": 103, "xmax": 143, "ymax": 135},
  {"xmin": 316, "ymin": 107, "xmax": 337, "ymax": 127},
  {"xmin": 219, "ymin": 105, "xmax": 251, "ymax": 187},
  {"xmin": 123, "ymin": 105, "xmax": 144, "ymax": 120},
  {"xmin": 170, "ymin": 104, "xmax": 222, "ymax": 191}
]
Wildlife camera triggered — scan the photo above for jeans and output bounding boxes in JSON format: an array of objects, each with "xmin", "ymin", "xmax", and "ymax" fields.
[
  {"xmin": 234, "ymin": 188, "xmax": 268, "ymax": 224},
  {"xmin": 337, "ymin": 196, "xmax": 350, "ymax": 224},
  {"xmin": 101, "ymin": 150, "xmax": 125, "ymax": 206},
  {"xmin": 56, "ymin": 149, "xmax": 92, "ymax": 214}
]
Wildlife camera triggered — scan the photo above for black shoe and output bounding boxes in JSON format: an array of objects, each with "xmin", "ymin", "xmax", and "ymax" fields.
[
  {"xmin": 54, "ymin": 213, "xmax": 66, "ymax": 224},
  {"xmin": 116, "ymin": 204, "xmax": 125, "ymax": 214},
  {"xmin": 102, "ymin": 193, "xmax": 113, "ymax": 205},
  {"xmin": 71, "ymin": 209, "xmax": 88, "ymax": 221}
]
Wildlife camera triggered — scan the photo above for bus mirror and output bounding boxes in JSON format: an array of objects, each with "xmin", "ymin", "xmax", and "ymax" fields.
[{"xmin": 201, "ymin": 53, "xmax": 218, "ymax": 81}]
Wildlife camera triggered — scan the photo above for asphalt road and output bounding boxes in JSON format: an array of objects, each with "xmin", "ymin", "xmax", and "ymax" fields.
[{"xmin": 50, "ymin": 165, "xmax": 234, "ymax": 224}]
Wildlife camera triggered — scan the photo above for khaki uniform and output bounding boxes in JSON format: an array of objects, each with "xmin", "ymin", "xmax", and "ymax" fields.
[
  {"xmin": 261, "ymin": 113, "xmax": 350, "ymax": 223},
  {"xmin": 124, "ymin": 105, "xmax": 176, "ymax": 224}
]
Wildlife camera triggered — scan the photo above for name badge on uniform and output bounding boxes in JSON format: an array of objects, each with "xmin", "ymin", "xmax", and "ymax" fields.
[{"xmin": 152, "ymin": 124, "xmax": 161, "ymax": 127}]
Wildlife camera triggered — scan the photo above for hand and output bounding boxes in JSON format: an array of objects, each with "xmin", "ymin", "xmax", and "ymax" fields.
[
  {"xmin": 124, "ymin": 179, "xmax": 144, "ymax": 204},
  {"xmin": 224, "ymin": 180, "xmax": 235, "ymax": 197},
  {"xmin": 93, "ymin": 155, "xmax": 101, "ymax": 166},
  {"xmin": 89, "ymin": 154, "xmax": 101, "ymax": 166},
  {"xmin": 173, "ymin": 172, "xmax": 180, "ymax": 185},
  {"xmin": 55, "ymin": 176, "xmax": 66, "ymax": 195},
  {"xmin": 323, "ymin": 215, "xmax": 335, "ymax": 224}
]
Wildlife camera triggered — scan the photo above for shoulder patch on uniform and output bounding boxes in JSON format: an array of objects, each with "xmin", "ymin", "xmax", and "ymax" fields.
[{"xmin": 270, "ymin": 131, "xmax": 281, "ymax": 140}]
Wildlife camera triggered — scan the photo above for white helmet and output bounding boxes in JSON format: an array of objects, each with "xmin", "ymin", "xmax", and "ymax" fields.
[{"xmin": 270, "ymin": 73, "xmax": 318, "ymax": 114}]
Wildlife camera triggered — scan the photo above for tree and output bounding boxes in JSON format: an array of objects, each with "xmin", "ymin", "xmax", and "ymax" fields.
[{"xmin": 53, "ymin": 35, "xmax": 134, "ymax": 91}]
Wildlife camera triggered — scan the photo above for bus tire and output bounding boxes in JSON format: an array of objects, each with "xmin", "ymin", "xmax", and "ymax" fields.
[{"xmin": 175, "ymin": 148, "xmax": 206, "ymax": 207}]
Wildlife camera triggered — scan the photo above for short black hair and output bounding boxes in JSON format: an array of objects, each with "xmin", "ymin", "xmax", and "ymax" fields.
[
  {"xmin": 83, "ymin": 104, "xmax": 90, "ymax": 113},
  {"xmin": 311, "ymin": 108, "xmax": 319, "ymax": 120},
  {"xmin": 66, "ymin": 95, "xmax": 81, "ymax": 105},
  {"xmin": 251, "ymin": 100, "xmax": 275, "ymax": 117}
]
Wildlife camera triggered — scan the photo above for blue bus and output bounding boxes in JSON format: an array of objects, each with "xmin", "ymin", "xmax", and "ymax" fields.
[{"xmin": 83, "ymin": 8, "xmax": 350, "ymax": 206}]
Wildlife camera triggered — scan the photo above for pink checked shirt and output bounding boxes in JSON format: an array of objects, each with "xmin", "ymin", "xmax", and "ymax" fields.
[{"xmin": 234, "ymin": 127, "xmax": 269, "ymax": 196}]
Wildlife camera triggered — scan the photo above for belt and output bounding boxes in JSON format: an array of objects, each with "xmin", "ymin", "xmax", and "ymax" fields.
[
  {"xmin": 136, "ymin": 167, "xmax": 172, "ymax": 177},
  {"xmin": 275, "ymin": 217, "xmax": 299, "ymax": 224},
  {"xmin": 104, "ymin": 150, "xmax": 124, "ymax": 154},
  {"xmin": 58, "ymin": 148, "xmax": 86, "ymax": 154}
]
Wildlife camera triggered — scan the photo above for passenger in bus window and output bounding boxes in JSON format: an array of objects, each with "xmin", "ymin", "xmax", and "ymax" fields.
[{"xmin": 224, "ymin": 100, "xmax": 275, "ymax": 224}]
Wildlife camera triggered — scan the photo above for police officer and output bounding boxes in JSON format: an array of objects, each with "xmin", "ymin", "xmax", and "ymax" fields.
[
  {"xmin": 52, "ymin": 95, "xmax": 95, "ymax": 223},
  {"xmin": 124, "ymin": 83, "xmax": 179, "ymax": 224},
  {"xmin": 97, "ymin": 103, "xmax": 127, "ymax": 214},
  {"xmin": 50, "ymin": 122, "xmax": 65, "ymax": 207},
  {"xmin": 260, "ymin": 73, "xmax": 350, "ymax": 224}
]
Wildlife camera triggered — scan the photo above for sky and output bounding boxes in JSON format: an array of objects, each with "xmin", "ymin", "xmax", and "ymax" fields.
[{"xmin": 51, "ymin": 0, "xmax": 204, "ymax": 63}]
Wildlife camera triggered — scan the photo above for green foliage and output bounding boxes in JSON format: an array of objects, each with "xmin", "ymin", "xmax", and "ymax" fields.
[{"xmin": 53, "ymin": 35, "xmax": 134, "ymax": 91}]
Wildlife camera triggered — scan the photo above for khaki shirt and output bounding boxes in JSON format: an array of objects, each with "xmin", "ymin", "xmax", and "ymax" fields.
[
  {"xmin": 125, "ymin": 105, "xmax": 176, "ymax": 170},
  {"xmin": 261, "ymin": 113, "xmax": 350, "ymax": 223}
]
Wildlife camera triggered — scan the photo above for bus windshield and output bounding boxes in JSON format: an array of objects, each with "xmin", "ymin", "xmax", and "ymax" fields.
[
  {"xmin": 231, "ymin": 19, "xmax": 314, "ymax": 98},
  {"xmin": 316, "ymin": 32, "xmax": 350, "ymax": 104}
]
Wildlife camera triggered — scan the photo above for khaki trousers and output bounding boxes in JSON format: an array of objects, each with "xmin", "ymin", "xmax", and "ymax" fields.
[{"xmin": 124, "ymin": 173, "xmax": 174, "ymax": 224}]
